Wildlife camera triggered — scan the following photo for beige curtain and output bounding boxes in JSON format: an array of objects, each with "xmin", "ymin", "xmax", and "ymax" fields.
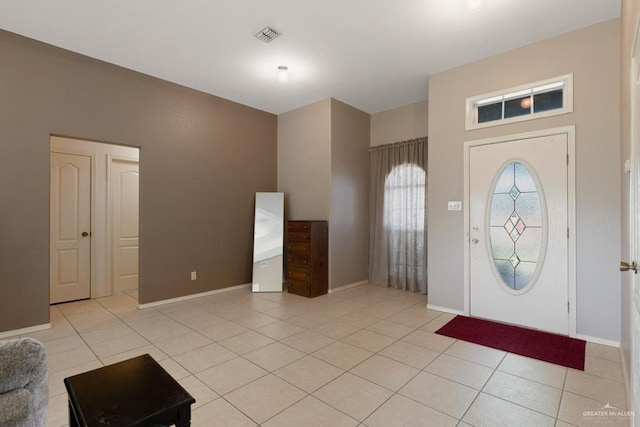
[{"xmin": 369, "ymin": 137, "xmax": 427, "ymax": 293}]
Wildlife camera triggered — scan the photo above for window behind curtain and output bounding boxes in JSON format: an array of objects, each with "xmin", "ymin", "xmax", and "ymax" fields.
[
  {"xmin": 384, "ymin": 164, "xmax": 426, "ymax": 287},
  {"xmin": 384, "ymin": 164, "xmax": 426, "ymax": 231},
  {"xmin": 369, "ymin": 137, "xmax": 427, "ymax": 293}
]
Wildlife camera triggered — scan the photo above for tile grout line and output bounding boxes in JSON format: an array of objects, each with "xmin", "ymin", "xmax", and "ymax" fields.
[{"xmin": 47, "ymin": 286, "xmax": 617, "ymax": 426}]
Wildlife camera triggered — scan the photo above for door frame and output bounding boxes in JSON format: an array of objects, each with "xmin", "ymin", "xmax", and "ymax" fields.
[
  {"xmin": 50, "ymin": 136, "xmax": 140, "ymax": 300},
  {"xmin": 463, "ymin": 125, "xmax": 577, "ymax": 337}
]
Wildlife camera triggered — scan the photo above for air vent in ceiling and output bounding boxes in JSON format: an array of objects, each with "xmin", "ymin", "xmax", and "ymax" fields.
[{"xmin": 254, "ymin": 26, "xmax": 282, "ymax": 43}]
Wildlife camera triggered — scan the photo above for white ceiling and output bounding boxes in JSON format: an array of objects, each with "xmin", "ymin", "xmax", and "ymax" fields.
[{"xmin": 0, "ymin": 0, "xmax": 620, "ymax": 114}]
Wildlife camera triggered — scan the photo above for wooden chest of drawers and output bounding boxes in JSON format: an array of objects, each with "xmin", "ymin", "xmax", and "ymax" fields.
[{"xmin": 285, "ymin": 221, "xmax": 328, "ymax": 298}]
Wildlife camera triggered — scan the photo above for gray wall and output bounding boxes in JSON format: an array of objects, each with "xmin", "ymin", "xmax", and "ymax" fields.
[
  {"xmin": 0, "ymin": 30, "xmax": 277, "ymax": 332},
  {"xmin": 428, "ymin": 19, "xmax": 622, "ymax": 341},
  {"xmin": 330, "ymin": 99, "xmax": 370, "ymax": 288}
]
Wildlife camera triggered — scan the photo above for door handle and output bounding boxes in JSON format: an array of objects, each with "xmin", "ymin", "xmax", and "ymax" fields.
[
  {"xmin": 81, "ymin": 231, "xmax": 89, "ymax": 237},
  {"xmin": 471, "ymin": 238, "xmax": 479, "ymax": 244},
  {"xmin": 619, "ymin": 261, "xmax": 637, "ymax": 273}
]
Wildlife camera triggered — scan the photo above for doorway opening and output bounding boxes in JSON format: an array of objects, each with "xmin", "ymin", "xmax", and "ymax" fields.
[{"xmin": 50, "ymin": 136, "xmax": 140, "ymax": 304}]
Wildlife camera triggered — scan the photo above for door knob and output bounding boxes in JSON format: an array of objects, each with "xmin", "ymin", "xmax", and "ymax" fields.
[
  {"xmin": 472, "ymin": 238, "xmax": 479, "ymax": 244},
  {"xmin": 619, "ymin": 261, "xmax": 637, "ymax": 273},
  {"xmin": 81, "ymin": 231, "xmax": 89, "ymax": 237}
]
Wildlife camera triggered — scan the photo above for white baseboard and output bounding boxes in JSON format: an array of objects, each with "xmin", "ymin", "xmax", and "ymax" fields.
[
  {"xmin": 575, "ymin": 334, "xmax": 620, "ymax": 348},
  {"xmin": 328, "ymin": 280, "xmax": 368, "ymax": 294},
  {"xmin": 0, "ymin": 323, "xmax": 51, "ymax": 340},
  {"xmin": 426, "ymin": 304, "xmax": 465, "ymax": 316},
  {"xmin": 138, "ymin": 283, "xmax": 252, "ymax": 309}
]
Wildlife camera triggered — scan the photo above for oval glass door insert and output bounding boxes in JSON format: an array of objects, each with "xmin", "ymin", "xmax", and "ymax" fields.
[{"xmin": 489, "ymin": 161, "xmax": 545, "ymax": 291}]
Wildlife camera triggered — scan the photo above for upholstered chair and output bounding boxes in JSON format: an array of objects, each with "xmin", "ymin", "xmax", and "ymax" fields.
[{"xmin": 0, "ymin": 337, "xmax": 48, "ymax": 427}]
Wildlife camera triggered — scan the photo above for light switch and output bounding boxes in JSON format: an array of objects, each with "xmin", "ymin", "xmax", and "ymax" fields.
[{"xmin": 448, "ymin": 201, "xmax": 462, "ymax": 211}]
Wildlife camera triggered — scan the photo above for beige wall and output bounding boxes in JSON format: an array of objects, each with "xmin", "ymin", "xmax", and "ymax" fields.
[
  {"xmin": 0, "ymin": 30, "xmax": 277, "ymax": 332},
  {"xmin": 277, "ymin": 98, "xmax": 370, "ymax": 289},
  {"xmin": 428, "ymin": 19, "xmax": 621, "ymax": 341},
  {"xmin": 370, "ymin": 101, "xmax": 428, "ymax": 147},
  {"xmin": 330, "ymin": 99, "xmax": 370, "ymax": 288},
  {"xmin": 619, "ymin": 0, "xmax": 640, "ymax": 380},
  {"xmin": 277, "ymin": 99, "xmax": 332, "ymax": 221}
]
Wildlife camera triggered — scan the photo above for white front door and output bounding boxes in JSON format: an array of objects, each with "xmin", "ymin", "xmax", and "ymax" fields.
[
  {"xmin": 469, "ymin": 134, "xmax": 569, "ymax": 334},
  {"xmin": 110, "ymin": 158, "xmax": 140, "ymax": 293},
  {"xmin": 50, "ymin": 152, "xmax": 91, "ymax": 303}
]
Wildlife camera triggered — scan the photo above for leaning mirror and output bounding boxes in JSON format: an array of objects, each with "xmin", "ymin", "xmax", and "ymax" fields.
[{"xmin": 252, "ymin": 192, "xmax": 284, "ymax": 292}]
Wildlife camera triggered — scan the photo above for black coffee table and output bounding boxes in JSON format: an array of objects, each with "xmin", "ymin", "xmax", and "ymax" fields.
[{"xmin": 64, "ymin": 354, "xmax": 195, "ymax": 426}]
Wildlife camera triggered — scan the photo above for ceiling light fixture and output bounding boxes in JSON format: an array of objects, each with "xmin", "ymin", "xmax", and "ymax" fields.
[
  {"xmin": 466, "ymin": 0, "xmax": 482, "ymax": 12},
  {"xmin": 277, "ymin": 65, "xmax": 289, "ymax": 83}
]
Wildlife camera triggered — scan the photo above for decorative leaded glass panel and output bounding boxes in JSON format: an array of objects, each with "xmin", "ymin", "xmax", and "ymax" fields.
[
  {"xmin": 489, "ymin": 162, "xmax": 544, "ymax": 291},
  {"xmin": 490, "ymin": 194, "xmax": 513, "ymax": 227}
]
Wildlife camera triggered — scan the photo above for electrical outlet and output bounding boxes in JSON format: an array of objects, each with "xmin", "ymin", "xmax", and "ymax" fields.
[{"xmin": 190, "ymin": 271, "xmax": 197, "ymax": 281}]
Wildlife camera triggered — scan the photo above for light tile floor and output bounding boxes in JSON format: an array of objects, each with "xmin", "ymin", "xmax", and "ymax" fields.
[{"xmin": 17, "ymin": 284, "xmax": 629, "ymax": 426}]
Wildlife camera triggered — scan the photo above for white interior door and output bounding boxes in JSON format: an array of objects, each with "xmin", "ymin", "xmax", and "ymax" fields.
[
  {"xmin": 628, "ymin": 23, "xmax": 640, "ymax": 427},
  {"xmin": 50, "ymin": 152, "xmax": 91, "ymax": 303},
  {"xmin": 469, "ymin": 134, "xmax": 569, "ymax": 334},
  {"xmin": 110, "ymin": 158, "xmax": 139, "ymax": 293}
]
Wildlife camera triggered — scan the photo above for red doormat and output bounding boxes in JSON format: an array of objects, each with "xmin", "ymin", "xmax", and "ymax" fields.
[{"xmin": 435, "ymin": 315, "xmax": 586, "ymax": 370}]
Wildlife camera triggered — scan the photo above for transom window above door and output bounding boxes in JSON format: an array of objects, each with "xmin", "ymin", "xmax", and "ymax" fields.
[{"xmin": 465, "ymin": 74, "xmax": 573, "ymax": 130}]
